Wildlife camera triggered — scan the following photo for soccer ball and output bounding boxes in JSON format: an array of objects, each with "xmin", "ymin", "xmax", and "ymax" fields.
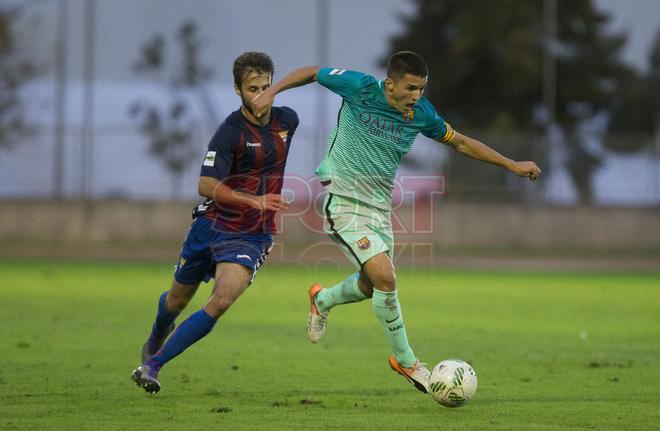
[{"xmin": 428, "ymin": 359, "xmax": 478, "ymax": 408}]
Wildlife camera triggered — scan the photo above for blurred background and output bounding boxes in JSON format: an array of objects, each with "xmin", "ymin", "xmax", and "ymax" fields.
[{"xmin": 0, "ymin": 0, "xmax": 658, "ymax": 268}]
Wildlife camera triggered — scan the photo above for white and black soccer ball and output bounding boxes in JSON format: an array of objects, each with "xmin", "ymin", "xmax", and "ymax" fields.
[{"xmin": 428, "ymin": 359, "xmax": 478, "ymax": 408}]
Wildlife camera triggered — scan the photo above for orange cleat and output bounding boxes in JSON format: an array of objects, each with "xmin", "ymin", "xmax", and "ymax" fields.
[
  {"xmin": 389, "ymin": 355, "xmax": 431, "ymax": 394},
  {"xmin": 306, "ymin": 284, "xmax": 328, "ymax": 343}
]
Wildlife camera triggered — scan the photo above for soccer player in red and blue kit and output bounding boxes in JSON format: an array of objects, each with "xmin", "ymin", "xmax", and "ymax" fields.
[{"xmin": 131, "ymin": 52, "xmax": 298, "ymax": 394}]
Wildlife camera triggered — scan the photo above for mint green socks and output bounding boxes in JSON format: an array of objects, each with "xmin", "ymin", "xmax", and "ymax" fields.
[
  {"xmin": 372, "ymin": 288, "xmax": 416, "ymax": 367},
  {"xmin": 314, "ymin": 275, "xmax": 416, "ymax": 368},
  {"xmin": 315, "ymin": 273, "xmax": 367, "ymax": 313}
]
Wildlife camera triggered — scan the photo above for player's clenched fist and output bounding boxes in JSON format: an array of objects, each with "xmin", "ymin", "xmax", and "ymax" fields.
[
  {"xmin": 250, "ymin": 193, "xmax": 289, "ymax": 211},
  {"xmin": 510, "ymin": 161, "xmax": 542, "ymax": 181},
  {"xmin": 251, "ymin": 92, "xmax": 274, "ymax": 118}
]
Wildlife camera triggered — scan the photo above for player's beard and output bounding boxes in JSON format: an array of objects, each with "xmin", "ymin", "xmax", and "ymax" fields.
[
  {"xmin": 241, "ymin": 96, "xmax": 270, "ymax": 123},
  {"xmin": 242, "ymin": 97, "xmax": 257, "ymax": 116}
]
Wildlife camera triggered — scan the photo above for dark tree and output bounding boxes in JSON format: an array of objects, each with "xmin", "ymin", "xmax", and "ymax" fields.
[
  {"xmin": 0, "ymin": 8, "xmax": 36, "ymax": 151},
  {"xmin": 385, "ymin": 0, "xmax": 652, "ymax": 203},
  {"xmin": 605, "ymin": 29, "xmax": 660, "ymax": 153},
  {"xmin": 130, "ymin": 20, "xmax": 215, "ymax": 198}
]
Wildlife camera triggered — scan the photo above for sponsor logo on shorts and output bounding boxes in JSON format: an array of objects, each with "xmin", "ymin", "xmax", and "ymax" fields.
[
  {"xmin": 237, "ymin": 254, "xmax": 253, "ymax": 261},
  {"xmin": 178, "ymin": 257, "xmax": 186, "ymax": 268},
  {"xmin": 356, "ymin": 236, "xmax": 371, "ymax": 250}
]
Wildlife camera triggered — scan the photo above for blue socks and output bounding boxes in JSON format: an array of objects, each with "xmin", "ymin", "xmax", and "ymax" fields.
[
  {"xmin": 152, "ymin": 291, "xmax": 181, "ymax": 336},
  {"xmin": 149, "ymin": 309, "xmax": 216, "ymax": 369}
]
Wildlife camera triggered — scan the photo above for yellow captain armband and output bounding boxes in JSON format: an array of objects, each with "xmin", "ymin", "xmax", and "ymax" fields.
[{"xmin": 439, "ymin": 122, "xmax": 455, "ymax": 142}]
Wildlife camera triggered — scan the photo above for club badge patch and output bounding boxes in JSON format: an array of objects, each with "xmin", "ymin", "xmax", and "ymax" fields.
[
  {"xmin": 357, "ymin": 236, "xmax": 371, "ymax": 250},
  {"xmin": 403, "ymin": 108, "xmax": 414, "ymax": 123},
  {"xmin": 203, "ymin": 151, "xmax": 216, "ymax": 167}
]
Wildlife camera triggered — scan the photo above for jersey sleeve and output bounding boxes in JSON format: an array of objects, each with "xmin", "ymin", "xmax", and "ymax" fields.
[
  {"xmin": 278, "ymin": 106, "xmax": 300, "ymax": 132},
  {"xmin": 200, "ymin": 125, "xmax": 238, "ymax": 180},
  {"xmin": 419, "ymin": 98, "xmax": 455, "ymax": 142},
  {"xmin": 317, "ymin": 68, "xmax": 376, "ymax": 99}
]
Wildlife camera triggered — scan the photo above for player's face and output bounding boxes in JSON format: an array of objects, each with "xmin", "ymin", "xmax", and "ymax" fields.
[
  {"xmin": 386, "ymin": 73, "xmax": 427, "ymax": 113},
  {"xmin": 235, "ymin": 70, "xmax": 272, "ymax": 116}
]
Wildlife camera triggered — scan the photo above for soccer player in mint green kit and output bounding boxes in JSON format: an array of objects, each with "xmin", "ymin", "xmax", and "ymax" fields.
[{"xmin": 253, "ymin": 51, "xmax": 541, "ymax": 394}]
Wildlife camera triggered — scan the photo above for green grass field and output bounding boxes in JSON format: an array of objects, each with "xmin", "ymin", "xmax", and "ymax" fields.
[{"xmin": 1, "ymin": 260, "xmax": 659, "ymax": 430}]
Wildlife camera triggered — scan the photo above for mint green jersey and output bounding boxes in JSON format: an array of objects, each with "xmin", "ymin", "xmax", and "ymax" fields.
[{"xmin": 315, "ymin": 67, "xmax": 454, "ymax": 210}]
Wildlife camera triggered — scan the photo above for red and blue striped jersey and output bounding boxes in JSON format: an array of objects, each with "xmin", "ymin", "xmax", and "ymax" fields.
[{"xmin": 193, "ymin": 106, "xmax": 299, "ymax": 233}]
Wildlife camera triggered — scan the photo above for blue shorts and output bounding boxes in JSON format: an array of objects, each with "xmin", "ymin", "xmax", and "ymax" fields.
[{"xmin": 173, "ymin": 217, "xmax": 273, "ymax": 285}]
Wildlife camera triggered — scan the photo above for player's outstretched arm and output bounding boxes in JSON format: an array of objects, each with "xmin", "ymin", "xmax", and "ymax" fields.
[
  {"xmin": 198, "ymin": 176, "xmax": 288, "ymax": 211},
  {"xmin": 440, "ymin": 132, "xmax": 541, "ymax": 181},
  {"xmin": 252, "ymin": 66, "xmax": 320, "ymax": 117}
]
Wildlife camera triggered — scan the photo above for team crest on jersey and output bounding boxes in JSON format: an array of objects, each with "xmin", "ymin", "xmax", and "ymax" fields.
[
  {"xmin": 403, "ymin": 108, "xmax": 415, "ymax": 123},
  {"xmin": 356, "ymin": 236, "xmax": 371, "ymax": 250}
]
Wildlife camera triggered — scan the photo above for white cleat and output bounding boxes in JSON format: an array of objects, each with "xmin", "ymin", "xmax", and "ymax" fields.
[
  {"xmin": 306, "ymin": 284, "xmax": 329, "ymax": 343},
  {"xmin": 389, "ymin": 356, "xmax": 431, "ymax": 394}
]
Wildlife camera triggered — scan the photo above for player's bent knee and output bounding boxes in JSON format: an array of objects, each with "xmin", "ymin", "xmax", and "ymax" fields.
[
  {"xmin": 363, "ymin": 253, "xmax": 397, "ymax": 292},
  {"xmin": 205, "ymin": 292, "xmax": 237, "ymax": 317},
  {"xmin": 370, "ymin": 271, "xmax": 396, "ymax": 292},
  {"xmin": 376, "ymin": 281, "xmax": 396, "ymax": 292}
]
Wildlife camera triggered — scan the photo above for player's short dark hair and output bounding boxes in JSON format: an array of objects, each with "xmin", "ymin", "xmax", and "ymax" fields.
[
  {"xmin": 233, "ymin": 52, "xmax": 274, "ymax": 86},
  {"xmin": 386, "ymin": 51, "xmax": 428, "ymax": 80}
]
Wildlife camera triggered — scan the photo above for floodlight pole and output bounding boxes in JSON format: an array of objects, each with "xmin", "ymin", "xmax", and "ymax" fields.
[
  {"xmin": 80, "ymin": 0, "xmax": 95, "ymax": 198},
  {"xmin": 315, "ymin": 0, "xmax": 329, "ymax": 165},
  {"xmin": 541, "ymin": 0, "xmax": 557, "ymax": 202},
  {"xmin": 54, "ymin": 0, "xmax": 68, "ymax": 199},
  {"xmin": 543, "ymin": 0, "xmax": 557, "ymax": 129}
]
